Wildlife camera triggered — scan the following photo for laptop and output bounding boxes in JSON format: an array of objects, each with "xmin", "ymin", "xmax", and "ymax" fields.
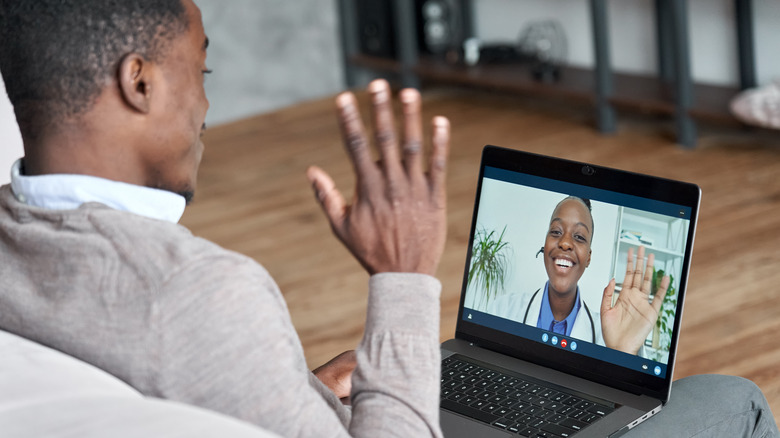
[{"xmin": 440, "ymin": 145, "xmax": 700, "ymax": 437}]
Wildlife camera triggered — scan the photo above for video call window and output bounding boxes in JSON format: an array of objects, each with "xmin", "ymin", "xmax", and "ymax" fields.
[{"xmin": 463, "ymin": 178, "xmax": 689, "ymax": 366}]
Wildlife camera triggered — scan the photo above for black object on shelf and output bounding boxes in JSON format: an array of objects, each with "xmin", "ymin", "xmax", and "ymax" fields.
[{"xmin": 355, "ymin": 0, "xmax": 396, "ymax": 58}]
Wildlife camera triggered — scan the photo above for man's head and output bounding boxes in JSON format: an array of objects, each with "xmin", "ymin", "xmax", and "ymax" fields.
[{"xmin": 0, "ymin": 0, "xmax": 210, "ymax": 203}]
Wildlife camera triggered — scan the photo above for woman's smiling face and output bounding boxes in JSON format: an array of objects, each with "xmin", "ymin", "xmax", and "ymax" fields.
[{"xmin": 543, "ymin": 198, "xmax": 593, "ymax": 297}]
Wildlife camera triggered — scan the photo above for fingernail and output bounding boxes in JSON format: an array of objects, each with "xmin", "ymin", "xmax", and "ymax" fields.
[
  {"xmin": 336, "ymin": 92, "xmax": 355, "ymax": 108},
  {"xmin": 368, "ymin": 78, "xmax": 389, "ymax": 93},
  {"xmin": 400, "ymin": 88, "xmax": 420, "ymax": 104},
  {"xmin": 433, "ymin": 116, "xmax": 450, "ymax": 129}
]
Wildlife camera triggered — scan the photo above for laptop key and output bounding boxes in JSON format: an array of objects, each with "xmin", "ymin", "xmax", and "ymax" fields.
[
  {"xmin": 463, "ymin": 376, "xmax": 479, "ymax": 385},
  {"xmin": 470, "ymin": 399, "xmax": 488, "ymax": 409},
  {"xmin": 482, "ymin": 371, "xmax": 499, "ymax": 380},
  {"xmin": 546, "ymin": 413, "xmax": 565, "ymax": 424},
  {"xmin": 507, "ymin": 423, "xmax": 521, "ymax": 433},
  {"xmin": 494, "ymin": 407, "xmax": 511, "ymax": 417},
  {"xmin": 474, "ymin": 379, "xmax": 490, "ymax": 389},
  {"xmin": 504, "ymin": 410, "xmax": 523, "ymax": 421},
  {"xmin": 491, "ymin": 419, "xmax": 510, "ymax": 429},
  {"xmin": 532, "ymin": 398, "xmax": 553, "ymax": 408},
  {"xmin": 481, "ymin": 403, "xmax": 500, "ymax": 414},
  {"xmin": 489, "ymin": 395, "xmax": 506, "ymax": 404},
  {"xmin": 569, "ymin": 409, "xmax": 586, "ymax": 420},
  {"xmin": 563, "ymin": 396, "xmax": 583, "ymax": 406},
  {"xmin": 504, "ymin": 378, "xmax": 522, "ymax": 387},
  {"xmin": 541, "ymin": 422, "xmax": 577, "ymax": 437},
  {"xmin": 492, "ymin": 374, "xmax": 510, "ymax": 384},
  {"xmin": 447, "ymin": 392, "xmax": 464, "ymax": 402},
  {"xmin": 557, "ymin": 406, "xmax": 574, "ymax": 416},
  {"xmin": 477, "ymin": 391, "xmax": 495, "ymax": 400},
  {"xmin": 546, "ymin": 402, "xmax": 563, "ymax": 412},
  {"xmin": 470, "ymin": 367, "xmax": 487, "ymax": 376},
  {"xmin": 517, "ymin": 426, "xmax": 538, "ymax": 437},
  {"xmin": 581, "ymin": 413, "xmax": 600, "ymax": 424},
  {"xmin": 519, "ymin": 393, "xmax": 540, "ymax": 404},
  {"xmin": 573, "ymin": 400, "xmax": 595, "ymax": 411},
  {"xmin": 527, "ymin": 385, "xmax": 543, "ymax": 394},
  {"xmin": 441, "ymin": 398, "xmax": 499, "ymax": 425},
  {"xmin": 466, "ymin": 387, "xmax": 482, "ymax": 397},
  {"xmin": 559, "ymin": 417, "xmax": 588, "ymax": 431},
  {"xmin": 587, "ymin": 404, "xmax": 614, "ymax": 416},
  {"xmin": 458, "ymin": 396, "xmax": 477, "ymax": 405}
]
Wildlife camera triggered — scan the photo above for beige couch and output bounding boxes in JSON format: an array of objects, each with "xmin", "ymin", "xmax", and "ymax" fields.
[{"xmin": 0, "ymin": 329, "xmax": 278, "ymax": 437}]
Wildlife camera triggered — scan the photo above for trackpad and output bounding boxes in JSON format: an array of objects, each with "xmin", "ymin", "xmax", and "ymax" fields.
[{"xmin": 440, "ymin": 409, "xmax": 513, "ymax": 437}]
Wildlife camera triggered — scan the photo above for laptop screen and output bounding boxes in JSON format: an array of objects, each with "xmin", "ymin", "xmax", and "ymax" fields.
[{"xmin": 456, "ymin": 146, "xmax": 700, "ymax": 398}]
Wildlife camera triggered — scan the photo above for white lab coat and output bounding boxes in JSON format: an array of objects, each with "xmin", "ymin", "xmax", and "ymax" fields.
[
  {"xmin": 485, "ymin": 285, "xmax": 604, "ymax": 346},
  {"xmin": 485, "ymin": 286, "xmax": 651, "ymax": 358}
]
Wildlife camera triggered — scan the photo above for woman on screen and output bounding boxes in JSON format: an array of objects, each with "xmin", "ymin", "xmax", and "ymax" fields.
[{"xmin": 486, "ymin": 196, "xmax": 669, "ymax": 356}]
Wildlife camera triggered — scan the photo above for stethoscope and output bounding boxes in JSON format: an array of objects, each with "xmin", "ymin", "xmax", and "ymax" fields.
[{"xmin": 529, "ymin": 247, "xmax": 597, "ymax": 343}]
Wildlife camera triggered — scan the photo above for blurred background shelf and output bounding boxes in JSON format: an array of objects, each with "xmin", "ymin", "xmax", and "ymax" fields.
[{"xmin": 339, "ymin": 0, "xmax": 760, "ymax": 147}]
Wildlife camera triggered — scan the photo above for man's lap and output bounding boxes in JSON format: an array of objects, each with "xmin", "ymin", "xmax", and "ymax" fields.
[{"xmin": 628, "ymin": 375, "xmax": 778, "ymax": 437}]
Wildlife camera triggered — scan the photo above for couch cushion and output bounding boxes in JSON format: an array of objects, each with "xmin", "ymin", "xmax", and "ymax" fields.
[
  {"xmin": 0, "ymin": 396, "xmax": 278, "ymax": 438},
  {"xmin": 0, "ymin": 330, "xmax": 278, "ymax": 437},
  {"xmin": 0, "ymin": 329, "xmax": 140, "ymax": 410}
]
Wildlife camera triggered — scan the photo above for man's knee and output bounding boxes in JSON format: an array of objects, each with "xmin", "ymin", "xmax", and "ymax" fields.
[{"xmin": 629, "ymin": 374, "xmax": 778, "ymax": 437}]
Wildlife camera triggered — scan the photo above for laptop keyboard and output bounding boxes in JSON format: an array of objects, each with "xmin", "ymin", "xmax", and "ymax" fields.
[{"xmin": 440, "ymin": 354, "xmax": 614, "ymax": 437}]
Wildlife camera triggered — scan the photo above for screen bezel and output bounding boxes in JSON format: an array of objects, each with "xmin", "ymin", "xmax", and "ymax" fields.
[{"xmin": 455, "ymin": 145, "xmax": 701, "ymax": 401}]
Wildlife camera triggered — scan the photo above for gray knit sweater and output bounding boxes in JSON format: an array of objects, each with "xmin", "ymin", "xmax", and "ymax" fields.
[{"xmin": 0, "ymin": 185, "xmax": 442, "ymax": 437}]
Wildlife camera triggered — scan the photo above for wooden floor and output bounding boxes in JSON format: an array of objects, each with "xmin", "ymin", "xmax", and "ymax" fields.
[{"xmin": 181, "ymin": 87, "xmax": 780, "ymax": 419}]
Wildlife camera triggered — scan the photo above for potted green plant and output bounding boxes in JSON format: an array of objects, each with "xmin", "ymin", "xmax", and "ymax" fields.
[
  {"xmin": 651, "ymin": 268, "xmax": 677, "ymax": 353},
  {"xmin": 467, "ymin": 225, "xmax": 511, "ymax": 310}
]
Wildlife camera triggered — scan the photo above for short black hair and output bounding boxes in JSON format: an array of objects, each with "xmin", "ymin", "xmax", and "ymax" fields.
[
  {"xmin": 556, "ymin": 196, "xmax": 595, "ymax": 241},
  {"xmin": 0, "ymin": 0, "xmax": 188, "ymax": 131}
]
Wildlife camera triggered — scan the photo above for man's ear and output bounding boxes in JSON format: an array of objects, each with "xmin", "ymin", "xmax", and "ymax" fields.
[{"xmin": 118, "ymin": 53, "xmax": 153, "ymax": 114}]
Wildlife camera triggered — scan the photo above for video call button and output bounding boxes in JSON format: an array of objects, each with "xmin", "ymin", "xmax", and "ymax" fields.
[{"xmin": 551, "ymin": 336, "xmax": 558, "ymax": 346}]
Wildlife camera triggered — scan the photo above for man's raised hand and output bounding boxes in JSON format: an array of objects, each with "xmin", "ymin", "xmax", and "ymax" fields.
[{"xmin": 306, "ymin": 79, "xmax": 450, "ymax": 276}]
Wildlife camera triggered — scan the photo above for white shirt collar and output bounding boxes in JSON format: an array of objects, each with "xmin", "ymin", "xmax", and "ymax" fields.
[{"xmin": 10, "ymin": 159, "xmax": 186, "ymax": 223}]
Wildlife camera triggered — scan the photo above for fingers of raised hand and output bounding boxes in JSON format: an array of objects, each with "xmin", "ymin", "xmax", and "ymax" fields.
[
  {"xmin": 336, "ymin": 91, "xmax": 378, "ymax": 190},
  {"xmin": 306, "ymin": 166, "xmax": 347, "ymax": 234},
  {"xmin": 368, "ymin": 80, "xmax": 403, "ymax": 179},
  {"xmin": 399, "ymin": 88, "xmax": 424, "ymax": 177},
  {"xmin": 429, "ymin": 116, "xmax": 450, "ymax": 205}
]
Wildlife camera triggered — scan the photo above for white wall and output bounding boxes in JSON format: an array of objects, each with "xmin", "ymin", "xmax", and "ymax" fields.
[
  {"xmin": 0, "ymin": 77, "xmax": 24, "ymax": 185},
  {"xmin": 474, "ymin": 0, "xmax": 780, "ymax": 86},
  {"xmin": 198, "ymin": 0, "xmax": 343, "ymax": 126}
]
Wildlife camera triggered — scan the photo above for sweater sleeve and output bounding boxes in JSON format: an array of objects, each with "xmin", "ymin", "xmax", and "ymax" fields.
[{"xmin": 154, "ymin": 254, "xmax": 442, "ymax": 438}]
